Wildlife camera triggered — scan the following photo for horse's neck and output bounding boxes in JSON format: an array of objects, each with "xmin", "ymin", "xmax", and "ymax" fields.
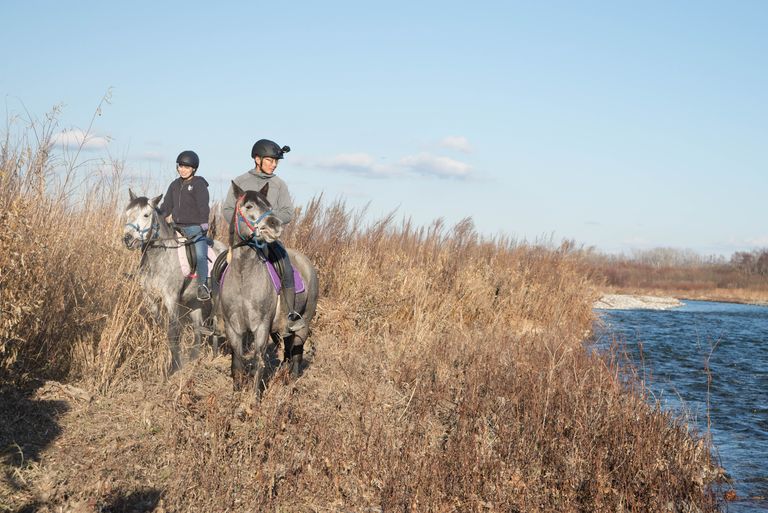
[
  {"xmin": 231, "ymin": 246, "xmax": 269, "ymax": 274},
  {"xmin": 154, "ymin": 212, "xmax": 178, "ymax": 245},
  {"xmin": 138, "ymin": 213, "xmax": 179, "ymax": 271}
]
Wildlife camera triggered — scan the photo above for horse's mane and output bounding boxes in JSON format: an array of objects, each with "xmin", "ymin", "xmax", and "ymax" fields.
[
  {"xmin": 129, "ymin": 194, "xmax": 175, "ymax": 238},
  {"xmin": 242, "ymin": 188, "xmax": 272, "ymax": 211},
  {"xmin": 127, "ymin": 196, "xmax": 150, "ymax": 211}
]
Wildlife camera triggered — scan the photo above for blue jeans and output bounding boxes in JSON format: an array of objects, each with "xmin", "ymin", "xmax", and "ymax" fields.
[{"xmin": 179, "ymin": 225, "xmax": 209, "ymax": 285}]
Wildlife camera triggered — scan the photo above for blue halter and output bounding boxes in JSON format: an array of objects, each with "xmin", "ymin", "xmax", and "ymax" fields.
[
  {"xmin": 236, "ymin": 207, "xmax": 273, "ymax": 249},
  {"xmin": 125, "ymin": 221, "xmax": 159, "ymax": 242},
  {"xmin": 125, "ymin": 208, "xmax": 160, "ymax": 243}
]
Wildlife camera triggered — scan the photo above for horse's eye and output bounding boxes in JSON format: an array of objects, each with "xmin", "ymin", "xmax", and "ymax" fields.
[{"xmin": 144, "ymin": 213, "xmax": 150, "ymax": 218}]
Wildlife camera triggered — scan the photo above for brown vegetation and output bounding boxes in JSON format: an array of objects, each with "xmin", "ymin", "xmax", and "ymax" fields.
[
  {"xmin": 587, "ymin": 248, "xmax": 768, "ymax": 304},
  {"xmin": 0, "ymin": 112, "xmax": 721, "ymax": 511}
]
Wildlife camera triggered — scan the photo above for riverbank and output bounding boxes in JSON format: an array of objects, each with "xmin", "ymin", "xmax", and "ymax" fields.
[
  {"xmin": 598, "ymin": 287, "xmax": 768, "ymax": 307},
  {"xmin": 594, "ymin": 294, "xmax": 683, "ymax": 310}
]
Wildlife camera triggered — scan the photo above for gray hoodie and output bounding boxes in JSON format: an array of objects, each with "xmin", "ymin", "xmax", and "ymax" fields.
[{"xmin": 222, "ymin": 168, "xmax": 294, "ymax": 226}]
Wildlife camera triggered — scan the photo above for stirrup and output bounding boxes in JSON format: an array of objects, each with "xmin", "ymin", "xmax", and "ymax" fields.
[{"xmin": 197, "ymin": 284, "xmax": 211, "ymax": 301}]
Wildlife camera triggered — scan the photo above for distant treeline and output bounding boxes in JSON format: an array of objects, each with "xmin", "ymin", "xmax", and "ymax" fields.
[
  {"xmin": 586, "ymin": 247, "xmax": 768, "ymax": 299},
  {"xmin": 729, "ymin": 249, "xmax": 768, "ymax": 276}
]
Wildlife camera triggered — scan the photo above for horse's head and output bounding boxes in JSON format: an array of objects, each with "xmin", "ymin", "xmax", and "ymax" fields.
[
  {"xmin": 123, "ymin": 189, "xmax": 162, "ymax": 250},
  {"xmin": 232, "ymin": 182, "xmax": 283, "ymax": 245}
]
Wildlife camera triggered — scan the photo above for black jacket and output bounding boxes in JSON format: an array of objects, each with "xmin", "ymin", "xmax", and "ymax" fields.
[{"xmin": 158, "ymin": 175, "xmax": 210, "ymax": 226}]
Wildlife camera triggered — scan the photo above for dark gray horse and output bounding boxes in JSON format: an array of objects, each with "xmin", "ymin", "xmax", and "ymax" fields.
[
  {"xmin": 217, "ymin": 182, "xmax": 319, "ymax": 395},
  {"xmin": 122, "ymin": 189, "xmax": 226, "ymax": 373}
]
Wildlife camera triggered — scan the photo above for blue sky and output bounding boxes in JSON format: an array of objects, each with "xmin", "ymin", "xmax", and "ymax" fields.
[{"xmin": 2, "ymin": 1, "xmax": 766, "ymax": 255}]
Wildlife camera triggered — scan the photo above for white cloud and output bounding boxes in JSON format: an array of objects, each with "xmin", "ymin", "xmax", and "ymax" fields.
[
  {"xmin": 52, "ymin": 129, "xmax": 110, "ymax": 150},
  {"xmin": 439, "ymin": 136, "xmax": 472, "ymax": 153},
  {"xmin": 299, "ymin": 151, "xmax": 473, "ymax": 180},
  {"xmin": 399, "ymin": 153, "xmax": 472, "ymax": 179},
  {"xmin": 744, "ymin": 236, "xmax": 768, "ymax": 247},
  {"xmin": 313, "ymin": 153, "xmax": 401, "ymax": 178}
]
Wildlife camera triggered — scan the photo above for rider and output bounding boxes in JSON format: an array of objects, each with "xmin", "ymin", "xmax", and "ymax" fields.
[
  {"xmin": 158, "ymin": 150, "xmax": 212, "ymax": 301},
  {"xmin": 222, "ymin": 139, "xmax": 306, "ymax": 333}
]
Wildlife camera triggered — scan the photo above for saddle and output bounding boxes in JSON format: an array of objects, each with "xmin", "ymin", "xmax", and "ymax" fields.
[
  {"xmin": 172, "ymin": 231, "xmax": 217, "ymax": 303},
  {"xmin": 173, "ymin": 229, "xmax": 215, "ymax": 279},
  {"xmin": 177, "ymin": 244, "xmax": 217, "ymax": 279},
  {"xmin": 212, "ymin": 248, "xmax": 305, "ymax": 295}
]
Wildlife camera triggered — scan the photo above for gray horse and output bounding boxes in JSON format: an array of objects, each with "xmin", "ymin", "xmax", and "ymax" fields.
[
  {"xmin": 122, "ymin": 189, "xmax": 226, "ymax": 372},
  {"xmin": 217, "ymin": 182, "xmax": 319, "ymax": 395}
]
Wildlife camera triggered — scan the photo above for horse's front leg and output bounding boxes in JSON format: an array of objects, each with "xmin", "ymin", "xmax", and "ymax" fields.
[
  {"xmin": 251, "ymin": 325, "xmax": 272, "ymax": 401},
  {"xmin": 163, "ymin": 299, "xmax": 183, "ymax": 374},
  {"xmin": 189, "ymin": 307, "xmax": 205, "ymax": 361},
  {"xmin": 226, "ymin": 324, "xmax": 247, "ymax": 391},
  {"xmin": 145, "ymin": 295, "xmax": 163, "ymax": 325}
]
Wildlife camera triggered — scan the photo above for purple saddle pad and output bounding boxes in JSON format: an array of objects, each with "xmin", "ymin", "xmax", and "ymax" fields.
[
  {"xmin": 266, "ymin": 261, "xmax": 305, "ymax": 294},
  {"xmin": 220, "ymin": 261, "xmax": 304, "ymax": 295}
]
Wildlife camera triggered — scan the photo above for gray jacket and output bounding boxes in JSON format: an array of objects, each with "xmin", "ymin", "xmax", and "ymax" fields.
[{"xmin": 222, "ymin": 168, "xmax": 294, "ymax": 226}]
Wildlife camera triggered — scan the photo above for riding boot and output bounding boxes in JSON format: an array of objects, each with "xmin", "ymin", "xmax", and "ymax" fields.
[{"xmin": 282, "ymin": 286, "xmax": 306, "ymax": 332}]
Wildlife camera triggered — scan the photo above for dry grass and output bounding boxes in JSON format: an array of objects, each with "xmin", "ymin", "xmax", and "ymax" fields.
[{"xmin": 0, "ymin": 112, "xmax": 722, "ymax": 512}]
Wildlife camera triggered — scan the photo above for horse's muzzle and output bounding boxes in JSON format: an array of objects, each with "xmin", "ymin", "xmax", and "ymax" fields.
[{"xmin": 123, "ymin": 233, "xmax": 138, "ymax": 249}]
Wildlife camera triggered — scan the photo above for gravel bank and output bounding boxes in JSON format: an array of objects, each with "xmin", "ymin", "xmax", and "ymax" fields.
[{"xmin": 594, "ymin": 294, "xmax": 683, "ymax": 310}]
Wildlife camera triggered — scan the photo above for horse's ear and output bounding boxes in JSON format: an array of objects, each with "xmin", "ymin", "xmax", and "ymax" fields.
[
  {"xmin": 129, "ymin": 188, "xmax": 137, "ymax": 201},
  {"xmin": 231, "ymin": 181, "xmax": 244, "ymax": 199},
  {"xmin": 150, "ymin": 194, "xmax": 163, "ymax": 207},
  {"xmin": 259, "ymin": 183, "xmax": 269, "ymax": 197}
]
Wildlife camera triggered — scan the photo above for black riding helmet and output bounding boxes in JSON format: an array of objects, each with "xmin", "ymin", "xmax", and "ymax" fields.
[
  {"xmin": 251, "ymin": 139, "xmax": 290, "ymax": 160},
  {"xmin": 176, "ymin": 150, "xmax": 200, "ymax": 169}
]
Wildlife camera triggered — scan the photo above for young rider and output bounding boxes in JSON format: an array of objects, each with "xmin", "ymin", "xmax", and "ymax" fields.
[
  {"xmin": 222, "ymin": 139, "xmax": 306, "ymax": 332},
  {"xmin": 159, "ymin": 150, "xmax": 212, "ymax": 301}
]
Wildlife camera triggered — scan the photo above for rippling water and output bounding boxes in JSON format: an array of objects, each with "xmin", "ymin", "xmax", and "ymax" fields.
[{"xmin": 594, "ymin": 300, "xmax": 768, "ymax": 512}]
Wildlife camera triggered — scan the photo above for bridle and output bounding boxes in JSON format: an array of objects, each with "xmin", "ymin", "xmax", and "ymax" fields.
[
  {"xmin": 124, "ymin": 223, "xmax": 158, "ymax": 244},
  {"xmin": 124, "ymin": 209, "xmax": 160, "ymax": 246},
  {"xmin": 234, "ymin": 195, "xmax": 273, "ymax": 249},
  {"xmin": 124, "ymin": 207, "xmax": 194, "ymax": 250}
]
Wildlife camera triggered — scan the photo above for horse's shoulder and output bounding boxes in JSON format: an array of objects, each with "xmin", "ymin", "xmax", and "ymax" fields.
[{"xmin": 285, "ymin": 246, "xmax": 307, "ymax": 260}]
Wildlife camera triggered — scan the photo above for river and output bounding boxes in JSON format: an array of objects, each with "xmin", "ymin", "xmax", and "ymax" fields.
[{"xmin": 594, "ymin": 300, "xmax": 768, "ymax": 512}]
